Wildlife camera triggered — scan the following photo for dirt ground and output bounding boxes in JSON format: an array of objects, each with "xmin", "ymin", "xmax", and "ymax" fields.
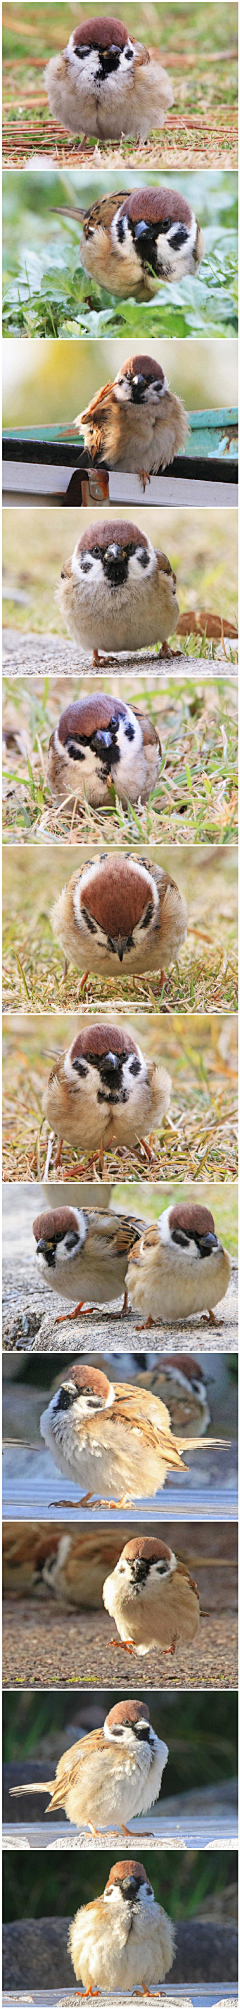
[{"xmin": 2, "ymin": 1600, "xmax": 237, "ymax": 1691}]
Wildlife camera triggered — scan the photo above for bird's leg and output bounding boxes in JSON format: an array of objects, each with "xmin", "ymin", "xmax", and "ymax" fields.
[
  {"xmin": 136, "ymin": 1315, "xmax": 154, "ymax": 1330},
  {"xmin": 140, "ymin": 1137, "xmax": 154, "ymax": 1162},
  {"xmin": 78, "ymin": 971, "xmax": 89, "ymax": 992},
  {"xmin": 207, "ymin": 1308, "xmax": 219, "ymax": 1325},
  {"xmin": 54, "ymin": 1302, "xmax": 90, "ymax": 1324},
  {"xmin": 61, "ymin": 957, "xmax": 69, "ymax": 980},
  {"xmin": 139, "ymin": 468, "xmax": 151, "ymax": 494},
  {"xmin": 54, "ymin": 1137, "xmax": 63, "ymax": 1170}
]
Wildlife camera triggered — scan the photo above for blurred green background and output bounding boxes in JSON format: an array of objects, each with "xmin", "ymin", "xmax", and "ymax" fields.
[
  {"xmin": 3, "ymin": 1687, "xmax": 238, "ymax": 1799},
  {"xmin": 2, "ymin": 171, "xmax": 237, "ymax": 339},
  {"xmin": 2, "ymin": 1844, "xmax": 238, "ymax": 1921},
  {"xmin": 2, "ymin": 333, "xmax": 238, "ymax": 428}
]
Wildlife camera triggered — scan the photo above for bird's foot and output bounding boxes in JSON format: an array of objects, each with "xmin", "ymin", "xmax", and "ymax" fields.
[
  {"xmin": 106, "ymin": 1637, "xmax": 135, "ymax": 1653},
  {"xmin": 139, "ymin": 468, "xmax": 151, "ymax": 493},
  {"xmin": 54, "ymin": 1303, "xmax": 92, "ymax": 1324},
  {"xmin": 207, "ymin": 1308, "xmax": 221, "ymax": 1325},
  {"xmin": 136, "ymin": 1315, "xmax": 154, "ymax": 1330},
  {"xmin": 157, "ymin": 640, "xmax": 182, "ymax": 660}
]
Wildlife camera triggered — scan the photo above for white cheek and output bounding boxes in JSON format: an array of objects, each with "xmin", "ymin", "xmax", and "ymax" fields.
[
  {"xmin": 117, "ymin": 709, "xmax": 142, "ymax": 761},
  {"xmin": 110, "ymin": 215, "xmax": 135, "ymax": 263},
  {"xmin": 71, "ymin": 545, "xmax": 102, "ymax": 587},
  {"xmin": 123, "ymin": 1052, "xmax": 146, "ymax": 1093},
  {"xmin": 66, "ymin": 40, "xmax": 99, "ymax": 85},
  {"xmin": 129, "ymin": 545, "xmax": 157, "ymax": 583}
]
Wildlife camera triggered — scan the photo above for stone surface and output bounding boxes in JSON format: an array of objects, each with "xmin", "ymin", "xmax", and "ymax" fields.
[{"xmin": 2, "ymin": 630, "xmax": 234, "ymax": 680}]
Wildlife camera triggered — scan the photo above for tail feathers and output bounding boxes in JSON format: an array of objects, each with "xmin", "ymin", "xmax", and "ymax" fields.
[
  {"xmin": 10, "ymin": 1780, "xmax": 53, "ymax": 1797},
  {"xmin": 176, "ymin": 1434, "xmax": 229, "ymax": 1452}
]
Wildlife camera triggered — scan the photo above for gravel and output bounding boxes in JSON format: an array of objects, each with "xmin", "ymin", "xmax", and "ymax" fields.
[
  {"xmin": 2, "ymin": 1603, "xmax": 237, "ymax": 1691},
  {"xmin": 3, "ymin": 631, "xmax": 226, "ymax": 679}
]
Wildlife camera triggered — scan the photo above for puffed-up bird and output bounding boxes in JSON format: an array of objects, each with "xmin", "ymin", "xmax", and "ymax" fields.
[
  {"xmin": 78, "ymin": 349, "xmax": 188, "ymax": 478},
  {"xmin": 58, "ymin": 517, "xmax": 179, "ymax": 660},
  {"xmin": 47, "ymin": 693, "xmax": 161, "ymax": 809},
  {"xmin": 126, "ymin": 1200, "xmax": 231, "ymax": 1326},
  {"xmin": 137, "ymin": 1353, "xmax": 211, "ymax": 1436},
  {"xmin": 10, "ymin": 1697, "xmax": 168, "ymax": 1834},
  {"xmin": 33, "ymin": 1201, "xmax": 144, "ymax": 1319},
  {"xmin": 55, "ymin": 184, "xmax": 203, "ymax": 299},
  {"xmin": 45, "ymin": 14, "xmax": 173, "ymax": 143},
  {"xmin": 42, "ymin": 1021, "xmax": 172, "ymax": 1169},
  {"xmin": 69, "ymin": 1856, "xmax": 175, "ymax": 1989},
  {"xmin": 39, "ymin": 1358, "xmax": 214, "ymax": 1510},
  {"xmin": 52, "ymin": 853, "xmax": 187, "ymax": 984},
  {"xmin": 103, "ymin": 1533, "xmax": 200, "ymax": 1655}
]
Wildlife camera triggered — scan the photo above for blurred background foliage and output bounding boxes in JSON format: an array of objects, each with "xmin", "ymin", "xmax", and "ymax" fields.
[
  {"xmin": 3, "ymin": 1, "xmax": 237, "ymax": 65},
  {"xmin": 2, "ymin": 170, "xmax": 237, "ymax": 339},
  {"xmin": 3, "ymin": 1174, "xmax": 238, "ymax": 1256},
  {"xmin": 2, "ymin": 333, "xmax": 238, "ymax": 428},
  {"xmin": 2, "ymin": 1844, "xmax": 238, "ymax": 1922},
  {"xmin": 3, "ymin": 1687, "xmax": 238, "ymax": 1798},
  {"xmin": 2, "ymin": 506, "xmax": 238, "ymax": 632}
]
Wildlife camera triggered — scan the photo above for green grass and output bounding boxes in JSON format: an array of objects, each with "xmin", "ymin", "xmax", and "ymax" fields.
[
  {"xmin": 2, "ymin": 169, "xmax": 238, "ymax": 338},
  {"xmin": 3, "ymin": 675, "xmax": 238, "ymax": 847}
]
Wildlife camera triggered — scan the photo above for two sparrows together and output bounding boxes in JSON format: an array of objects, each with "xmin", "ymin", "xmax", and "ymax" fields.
[{"xmin": 33, "ymin": 1199, "xmax": 230, "ymax": 1327}]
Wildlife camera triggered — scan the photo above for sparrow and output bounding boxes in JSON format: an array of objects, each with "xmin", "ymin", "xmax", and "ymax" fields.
[
  {"xmin": 137, "ymin": 1355, "xmax": 210, "ymax": 1437},
  {"xmin": 55, "ymin": 185, "xmax": 203, "ymax": 300},
  {"xmin": 10, "ymin": 1698, "xmax": 168, "ymax": 1835},
  {"xmin": 69, "ymin": 1856, "xmax": 175, "ymax": 1990},
  {"xmin": 52, "ymin": 853, "xmax": 187, "ymax": 985},
  {"xmin": 45, "ymin": 14, "xmax": 173, "ymax": 144},
  {"xmin": 126, "ymin": 1201, "xmax": 231, "ymax": 1327},
  {"xmin": 32, "ymin": 1202, "xmax": 144, "ymax": 1319},
  {"xmin": 39, "ymin": 1359, "xmax": 190, "ymax": 1509},
  {"xmin": 78, "ymin": 349, "xmax": 188, "ymax": 478},
  {"xmin": 42, "ymin": 1022, "xmax": 172, "ymax": 1169},
  {"xmin": 58, "ymin": 517, "xmax": 179, "ymax": 660},
  {"xmin": 47, "ymin": 693, "xmax": 161, "ymax": 810},
  {"xmin": 103, "ymin": 1534, "xmax": 200, "ymax": 1657}
]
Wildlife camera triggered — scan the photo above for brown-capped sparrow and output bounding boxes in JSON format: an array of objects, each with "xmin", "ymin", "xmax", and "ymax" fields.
[
  {"xmin": 10, "ymin": 1697, "xmax": 168, "ymax": 1835},
  {"xmin": 40, "ymin": 1359, "xmax": 204, "ymax": 1509},
  {"xmin": 47, "ymin": 693, "xmax": 161, "ymax": 810},
  {"xmin": 42, "ymin": 1023, "xmax": 172, "ymax": 1170},
  {"xmin": 103, "ymin": 1533, "xmax": 200, "ymax": 1657},
  {"xmin": 69, "ymin": 1855, "xmax": 175, "ymax": 1990},
  {"xmin": 45, "ymin": 13, "xmax": 173, "ymax": 143},
  {"xmin": 52, "ymin": 854, "xmax": 187, "ymax": 984},
  {"xmin": 78, "ymin": 349, "xmax": 188, "ymax": 479},
  {"xmin": 126, "ymin": 1200, "xmax": 231, "ymax": 1327},
  {"xmin": 137, "ymin": 1355, "xmax": 210, "ymax": 1437},
  {"xmin": 58, "ymin": 517, "xmax": 179, "ymax": 660},
  {"xmin": 33, "ymin": 1202, "xmax": 144, "ymax": 1319},
  {"xmin": 55, "ymin": 184, "xmax": 203, "ymax": 299}
]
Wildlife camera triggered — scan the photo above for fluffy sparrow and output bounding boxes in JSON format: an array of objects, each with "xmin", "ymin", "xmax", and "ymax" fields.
[
  {"xmin": 47, "ymin": 693, "xmax": 161, "ymax": 809},
  {"xmin": 52, "ymin": 853, "xmax": 187, "ymax": 984},
  {"xmin": 55, "ymin": 184, "xmax": 203, "ymax": 300},
  {"xmin": 126, "ymin": 1201, "xmax": 231, "ymax": 1327},
  {"xmin": 45, "ymin": 14, "xmax": 173, "ymax": 143},
  {"xmin": 103, "ymin": 1533, "xmax": 200, "ymax": 1656},
  {"xmin": 78, "ymin": 349, "xmax": 188, "ymax": 478},
  {"xmin": 69, "ymin": 1855, "xmax": 175, "ymax": 1990},
  {"xmin": 42, "ymin": 1022, "xmax": 172, "ymax": 1168},
  {"xmin": 10, "ymin": 1697, "xmax": 168, "ymax": 1835},
  {"xmin": 33, "ymin": 1202, "xmax": 144, "ymax": 1319},
  {"xmin": 40, "ymin": 1359, "xmax": 190, "ymax": 1508},
  {"xmin": 58, "ymin": 517, "xmax": 179, "ymax": 660},
  {"xmin": 137, "ymin": 1355, "xmax": 210, "ymax": 1437}
]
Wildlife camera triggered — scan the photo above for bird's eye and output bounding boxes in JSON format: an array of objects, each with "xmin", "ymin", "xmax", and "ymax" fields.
[
  {"xmin": 90, "ymin": 545, "xmax": 102, "ymax": 560},
  {"xmin": 129, "ymin": 1058, "xmax": 141, "ymax": 1077},
  {"xmin": 74, "ymin": 43, "xmax": 90, "ymax": 58}
]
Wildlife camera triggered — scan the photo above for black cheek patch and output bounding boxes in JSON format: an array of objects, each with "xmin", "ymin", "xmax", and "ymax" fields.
[
  {"xmin": 129, "ymin": 1058, "xmax": 141, "ymax": 1077},
  {"xmin": 170, "ymin": 224, "xmax": 189, "ymax": 249},
  {"xmin": 140, "ymin": 903, "xmax": 154, "ymax": 929},
  {"xmin": 137, "ymin": 550, "xmax": 150, "ymax": 569},
  {"xmin": 124, "ymin": 722, "xmax": 135, "ymax": 742}
]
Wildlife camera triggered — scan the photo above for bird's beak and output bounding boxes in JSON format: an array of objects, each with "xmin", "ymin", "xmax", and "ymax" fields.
[
  {"xmin": 36, "ymin": 1238, "xmax": 53, "ymax": 1254},
  {"xmin": 199, "ymin": 1232, "xmax": 219, "ymax": 1254}
]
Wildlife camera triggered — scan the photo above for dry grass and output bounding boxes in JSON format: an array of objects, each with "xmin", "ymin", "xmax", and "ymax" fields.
[
  {"xmin": 2, "ymin": 843, "xmax": 238, "ymax": 1016},
  {"xmin": 2, "ymin": 1010, "xmax": 238, "ymax": 1184},
  {"xmin": 2, "ymin": 2, "xmax": 238, "ymax": 170},
  {"xmin": 3, "ymin": 673, "xmax": 238, "ymax": 848}
]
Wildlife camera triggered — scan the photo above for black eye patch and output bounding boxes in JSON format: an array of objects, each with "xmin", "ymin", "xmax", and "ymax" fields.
[
  {"xmin": 71, "ymin": 1057, "xmax": 88, "ymax": 1077},
  {"xmin": 140, "ymin": 903, "xmax": 154, "ymax": 929}
]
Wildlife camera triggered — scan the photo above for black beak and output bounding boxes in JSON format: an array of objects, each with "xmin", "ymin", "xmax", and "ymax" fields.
[
  {"xmin": 199, "ymin": 1231, "xmax": 219, "ymax": 1257},
  {"xmin": 121, "ymin": 1875, "xmax": 139, "ymax": 1898},
  {"xmin": 99, "ymin": 1050, "xmax": 122, "ymax": 1085},
  {"xmin": 36, "ymin": 1237, "xmax": 53, "ymax": 1255},
  {"xmin": 131, "ymin": 372, "xmax": 147, "ymax": 401}
]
